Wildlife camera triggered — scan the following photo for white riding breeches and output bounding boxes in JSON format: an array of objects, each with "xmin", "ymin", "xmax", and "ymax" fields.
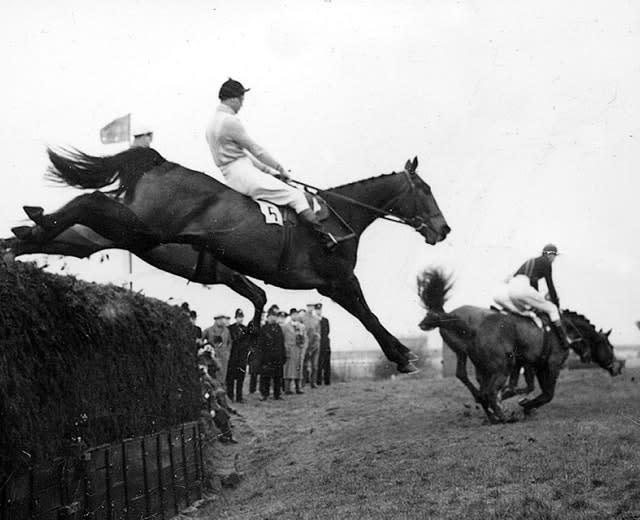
[
  {"xmin": 220, "ymin": 157, "xmax": 310, "ymax": 214},
  {"xmin": 493, "ymin": 274, "xmax": 560, "ymax": 322}
]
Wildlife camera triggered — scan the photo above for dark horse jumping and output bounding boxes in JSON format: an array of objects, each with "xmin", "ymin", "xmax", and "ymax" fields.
[
  {"xmin": 417, "ymin": 267, "xmax": 624, "ymax": 422},
  {"xmin": 13, "ymin": 148, "xmax": 450, "ymax": 372}
]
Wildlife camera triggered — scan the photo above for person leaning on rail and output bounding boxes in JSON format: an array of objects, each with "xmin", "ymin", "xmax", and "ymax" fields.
[{"xmin": 205, "ymin": 78, "xmax": 338, "ymax": 250}]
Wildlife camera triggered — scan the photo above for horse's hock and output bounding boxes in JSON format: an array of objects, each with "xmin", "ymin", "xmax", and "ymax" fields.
[{"xmin": 0, "ymin": 255, "xmax": 201, "ymax": 483}]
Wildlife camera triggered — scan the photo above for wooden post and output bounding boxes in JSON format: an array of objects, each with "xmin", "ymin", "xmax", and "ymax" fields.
[
  {"xmin": 83, "ymin": 460, "xmax": 92, "ymax": 520},
  {"xmin": 141, "ymin": 438, "xmax": 151, "ymax": 518},
  {"xmin": 121, "ymin": 442, "xmax": 130, "ymax": 520},
  {"xmin": 180, "ymin": 426, "xmax": 190, "ymax": 506},
  {"xmin": 1, "ymin": 473, "xmax": 8, "ymax": 520},
  {"xmin": 104, "ymin": 449, "xmax": 113, "ymax": 520},
  {"xmin": 192, "ymin": 424, "xmax": 201, "ymax": 497},
  {"xmin": 167, "ymin": 432, "xmax": 178, "ymax": 515},
  {"xmin": 28, "ymin": 466, "xmax": 36, "ymax": 518},
  {"xmin": 155, "ymin": 435, "xmax": 165, "ymax": 520}
]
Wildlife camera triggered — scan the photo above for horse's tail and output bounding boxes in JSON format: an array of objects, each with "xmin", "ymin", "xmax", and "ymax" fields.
[
  {"xmin": 46, "ymin": 147, "xmax": 166, "ymax": 197},
  {"xmin": 417, "ymin": 267, "xmax": 475, "ymax": 338}
]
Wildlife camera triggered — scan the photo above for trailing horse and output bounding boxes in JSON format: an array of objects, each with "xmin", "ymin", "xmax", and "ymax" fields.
[
  {"xmin": 13, "ymin": 148, "xmax": 451, "ymax": 373},
  {"xmin": 417, "ymin": 267, "xmax": 624, "ymax": 422}
]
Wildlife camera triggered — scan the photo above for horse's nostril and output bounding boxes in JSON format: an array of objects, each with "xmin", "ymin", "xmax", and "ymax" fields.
[{"xmin": 442, "ymin": 225, "xmax": 451, "ymax": 236}]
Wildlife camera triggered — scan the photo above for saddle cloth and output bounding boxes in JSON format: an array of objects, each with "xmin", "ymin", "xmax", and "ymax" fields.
[
  {"xmin": 255, "ymin": 192, "xmax": 330, "ymax": 227},
  {"xmin": 490, "ymin": 305, "xmax": 546, "ymax": 329}
]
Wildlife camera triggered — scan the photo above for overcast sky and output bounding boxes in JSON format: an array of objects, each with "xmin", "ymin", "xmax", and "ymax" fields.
[{"xmin": 2, "ymin": 0, "xmax": 639, "ymax": 349}]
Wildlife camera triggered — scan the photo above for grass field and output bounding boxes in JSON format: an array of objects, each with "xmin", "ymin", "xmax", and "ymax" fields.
[{"xmin": 197, "ymin": 368, "xmax": 640, "ymax": 519}]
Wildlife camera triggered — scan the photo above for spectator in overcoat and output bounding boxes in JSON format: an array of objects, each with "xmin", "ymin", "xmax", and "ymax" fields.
[
  {"xmin": 227, "ymin": 308, "xmax": 251, "ymax": 403},
  {"xmin": 316, "ymin": 303, "xmax": 332, "ymax": 386},
  {"xmin": 257, "ymin": 307, "xmax": 287, "ymax": 401}
]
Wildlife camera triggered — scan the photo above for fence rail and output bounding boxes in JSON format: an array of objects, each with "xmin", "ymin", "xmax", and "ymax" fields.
[{"xmin": 1, "ymin": 421, "xmax": 204, "ymax": 520}]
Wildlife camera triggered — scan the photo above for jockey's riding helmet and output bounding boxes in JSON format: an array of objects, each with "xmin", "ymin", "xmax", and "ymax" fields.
[
  {"xmin": 219, "ymin": 78, "xmax": 251, "ymax": 100},
  {"xmin": 542, "ymin": 244, "xmax": 559, "ymax": 256}
]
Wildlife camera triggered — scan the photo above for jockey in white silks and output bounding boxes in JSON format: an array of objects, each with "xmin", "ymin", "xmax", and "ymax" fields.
[
  {"xmin": 493, "ymin": 244, "xmax": 575, "ymax": 349},
  {"xmin": 205, "ymin": 78, "xmax": 337, "ymax": 250}
]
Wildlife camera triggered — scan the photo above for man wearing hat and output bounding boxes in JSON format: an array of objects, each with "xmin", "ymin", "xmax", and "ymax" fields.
[
  {"xmin": 493, "ymin": 244, "xmax": 575, "ymax": 349},
  {"xmin": 205, "ymin": 78, "xmax": 337, "ymax": 249},
  {"xmin": 131, "ymin": 121, "xmax": 154, "ymax": 149},
  {"xmin": 227, "ymin": 308, "xmax": 252, "ymax": 403},
  {"xmin": 315, "ymin": 303, "xmax": 332, "ymax": 386},
  {"xmin": 256, "ymin": 306, "xmax": 287, "ymax": 401},
  {"xmin": 203, "ymin": 315, "xmax": 232, "ymax": 381}
]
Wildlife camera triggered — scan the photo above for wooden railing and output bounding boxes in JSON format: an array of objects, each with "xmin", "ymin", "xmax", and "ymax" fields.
[{"xmin": 1, "ymin": 421, "xmax": 204, "ymax": 520}]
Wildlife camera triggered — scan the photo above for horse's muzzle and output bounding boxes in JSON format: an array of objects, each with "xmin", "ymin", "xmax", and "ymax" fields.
[{"xmin": 609, "ymin": 358, "xmax": 625, "ymax": 376}]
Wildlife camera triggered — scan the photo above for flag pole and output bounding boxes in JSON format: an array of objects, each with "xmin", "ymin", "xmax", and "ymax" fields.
[{"xmin": 127, "ymin": 114, "xmax": 133, "ymax": 291}]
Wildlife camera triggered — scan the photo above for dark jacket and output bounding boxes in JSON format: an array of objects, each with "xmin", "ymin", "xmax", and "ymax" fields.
[
  {"xmin": 319, "ymin": 317, "xmax": 331, "ymax": 352},
  {"xmin": 256, "ymin": 322, "xmax": 287, "ymax": 376},
  {"xmin": 227, "ymin": 322, "xmax": 252, "ymax": 376},
  {"xmin": 514, "ymin": 255, "xmax": 559, "ymax": 306}
]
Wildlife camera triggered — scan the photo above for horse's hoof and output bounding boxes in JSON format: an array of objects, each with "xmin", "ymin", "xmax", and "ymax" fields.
[
  {"xmin": 12, "ymin": 226, "xmax": 33, "ymax": 241},
  {"xmin": 406, "ymin": 352, "xmax": 419, "ymax": 363},
  {"xmin": 397, "ymin": 362, "xmax": 420, "ymax": 374},
  {"xmin": 518, "ymin": 397, "xmax": 531, "ymax": 407},
  {"xmin": 23, "ymin": 206, "xmax": 44, "ymax": 224}
]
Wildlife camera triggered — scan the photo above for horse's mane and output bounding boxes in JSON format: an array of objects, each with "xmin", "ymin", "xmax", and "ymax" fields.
[
  {"xmin": 562, "ymin": 309, "xmax": 600, "ymax": 338},
  {"xmin": 329, "ymin": 169, "xmax": 430, "ymax": 192}
]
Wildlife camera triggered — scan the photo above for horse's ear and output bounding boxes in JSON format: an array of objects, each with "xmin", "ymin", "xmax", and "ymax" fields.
[
  {"xmin": 412, "ymin": 157, "xmax": 418, "ymax": 170},
  {"xmin": 404, "ymin": 159, "xmax": 412, "ymax": 173},
  {"xmin": 605, "ymin": 329, "xmax": 612, "ymax": 337}
]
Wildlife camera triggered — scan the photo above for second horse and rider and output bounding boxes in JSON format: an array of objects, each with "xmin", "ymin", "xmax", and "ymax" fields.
[{"xmin": 418, "ymin": 244, "xmax": 624, "ymax": 423}]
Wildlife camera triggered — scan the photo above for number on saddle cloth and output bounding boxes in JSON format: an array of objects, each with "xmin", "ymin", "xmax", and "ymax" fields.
[{"xmin": 254, "ymin": 193, "xmax": 329, "ymax": 227}]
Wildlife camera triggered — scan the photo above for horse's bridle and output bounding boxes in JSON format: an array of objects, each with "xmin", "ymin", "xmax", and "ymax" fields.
[{"xmin": 290, "ymin": 169, "xmax": 436, "ymax": 233}]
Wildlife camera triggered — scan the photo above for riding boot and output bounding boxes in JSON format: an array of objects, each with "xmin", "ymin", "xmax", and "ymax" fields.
[
  {"xmin": 298, "ymin": 209, "xmax": 339, "ymax": 251},
  {"xmin": 551, "ymin": 320, "xmax": 574, "ymax": 350}
]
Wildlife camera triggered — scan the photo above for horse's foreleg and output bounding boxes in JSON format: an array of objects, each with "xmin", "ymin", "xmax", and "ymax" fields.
[
  {"xmin": 320, "ymin": 277, "xmax": 413, "ymax": 371},
  {"xmin": 519, "ymin": 365, "xmax": 558, "ymax": 415},
  {"xmin": 454, "ymin": 353, "xmax": 482, "ymax": 403},
  {"xmin": 15, "ymin": 192, "xmax": 160, "ymax": 253},
  {"xmin": 523, "ymin": 364, "xmax": 536, "ymax": 393},
  {"xmin": 214, "ymin": 264, "xmax": 266, "ymax": 329}
]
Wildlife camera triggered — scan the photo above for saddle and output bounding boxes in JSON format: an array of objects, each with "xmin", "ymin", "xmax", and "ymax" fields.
[{"xmin": 490, "ymin": 305, "xmax": 548, "ymax": 330}]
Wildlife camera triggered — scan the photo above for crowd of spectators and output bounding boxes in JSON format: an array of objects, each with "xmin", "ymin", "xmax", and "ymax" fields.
[{"xmin": 184, "ymin": 302, "xmax": 331, "ymax": 443}]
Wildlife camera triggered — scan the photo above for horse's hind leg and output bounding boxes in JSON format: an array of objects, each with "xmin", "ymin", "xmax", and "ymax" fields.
[
  {"xmin": 480, "ymin": 372, "xmax": 510, "ymax": 423},
  {"xmin": 14, "ymin": 192, "xmax": 160, "ymax": 253}
]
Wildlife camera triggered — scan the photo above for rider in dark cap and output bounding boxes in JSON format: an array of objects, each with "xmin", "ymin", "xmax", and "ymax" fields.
[
  {"xmin": 205, "ymin": 78, "xmax": 338, "ymax": 250},
  {"xmin": 494, "ymin": 243, "xmax": 575, "ymax": 349}
]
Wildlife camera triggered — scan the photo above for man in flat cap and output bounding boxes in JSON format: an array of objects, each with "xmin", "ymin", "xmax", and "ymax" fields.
[
  {"xmin": 227, "ymin": 308, "xmax": 252, "ymax": 403},
  {"xmin": 315, "ymin": 303, "xmax": 332, "ymax": 386},
  {"xmin": 203, "ymin": 315, "xmax": 231, "ymax": 381},
  {"xmin": 205, "ymin": 78, "xmax": 337, "ymax": 249}
]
